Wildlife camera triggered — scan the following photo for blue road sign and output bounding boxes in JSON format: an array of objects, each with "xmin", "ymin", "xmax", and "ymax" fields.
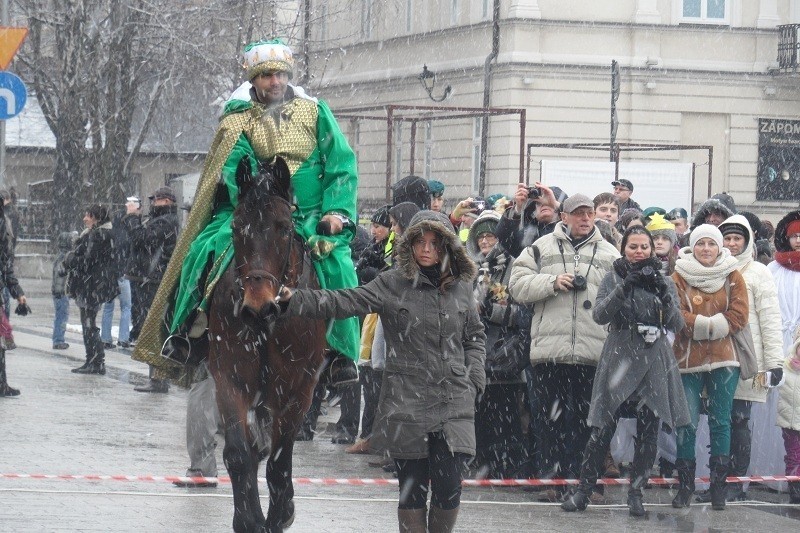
[{"xmin": 0, "ymin": 71, "xmax": 27, "ymax": 120}]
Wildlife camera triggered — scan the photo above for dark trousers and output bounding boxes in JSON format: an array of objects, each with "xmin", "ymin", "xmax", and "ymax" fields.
[
  {"xmin": 129, "ymin": 280, "xmax": 157, "ymax": 342},
  {"xmin": 532, "ymin": 362, "xmax": 596, "ymax": 479},
  {"xmin": 395, "ymin": 432, "xmax": 468, "ymax": 510},
  {"xmin": 359, "ymin": 366, "xmax": 383, "ymax": 439},
  {"xmin": 79, "ymin": 305, "xmax": 104, "ymax": 364},
  {"xmin": 580, "ymin": 403, "xmax": 659, "ymax": 491},
  {"xmin": 475, "ymin": 383, "xmax": 527, "ymax": 478},
  {"xmin": 730, "ymin": 399, "xmax": 752, "ymax": 477},
  {"xmin": 300, "ymin": 379, "xmax": 359, "ymax": 440}
]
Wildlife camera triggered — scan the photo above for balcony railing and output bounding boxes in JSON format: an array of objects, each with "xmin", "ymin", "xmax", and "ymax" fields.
[{"xmin": 778, "ymin": 24, "xmax": 800, "ymax": 72}]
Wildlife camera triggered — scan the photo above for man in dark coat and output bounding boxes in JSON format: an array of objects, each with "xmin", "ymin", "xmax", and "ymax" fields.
[
  {"xmin": 495, "ymin": 182, "xmax": 566, "ymax": 259},
  {"xmin": 125, "ymin": 187, "xmax": 179, "ymax": 393}
]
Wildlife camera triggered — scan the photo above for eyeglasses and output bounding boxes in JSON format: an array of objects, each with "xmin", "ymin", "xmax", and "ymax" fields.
[
  {"xmin": 477, "ymin": 233, "xmax": 497, "ymax": 242},
  {"xmin": 613, "ymin": 186, "xmax": 630, "ymax": 192}
]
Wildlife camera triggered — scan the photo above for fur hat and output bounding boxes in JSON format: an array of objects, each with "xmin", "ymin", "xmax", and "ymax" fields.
[
  {"xmin": 690, "ymin": 223, "xmax": 724, "ymax": 250},
  {"xmin": 243, "ymin": 39, "xmax": 294, "ymax": 80}
]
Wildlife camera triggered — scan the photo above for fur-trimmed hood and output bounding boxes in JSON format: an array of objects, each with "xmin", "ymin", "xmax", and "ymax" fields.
[
  {"xmin": 690, "ymin": 197, "xmax": 735, "ymax": 230},
  {"xmin": 719, "ymin": 214, "xmax": 755, "ymax": 264},
  {"xmin": 775, "ymin": 210, "xmax": 800, "ymax": 252},
  {"xmin": 395, "ymin": 210, "xmax": 477, "ymax": 283}
]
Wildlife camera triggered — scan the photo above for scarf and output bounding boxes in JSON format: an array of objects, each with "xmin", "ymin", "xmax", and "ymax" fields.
[
  {"xmin": 774, "ymin": 250, "xmax": 800, "ymax": 272},
  {"xmin": 419, "ymin": 264, "xmax": 441, "ymax": 288},
  {"xmin": 673, "ymin": 246, "xmax": 739, "ymax": 293}
]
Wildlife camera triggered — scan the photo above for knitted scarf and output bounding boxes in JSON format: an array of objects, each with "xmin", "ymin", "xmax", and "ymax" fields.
[
  {"xmin": 673, "ymin": 246, "xmax": 739, "ymax": 293},
  {"xmin": 774, "ymin": 250, "xmax": 800, "ymax": 272}
]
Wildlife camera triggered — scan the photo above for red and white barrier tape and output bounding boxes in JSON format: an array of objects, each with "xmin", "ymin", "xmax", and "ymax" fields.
[{"xmin": 2, "ymin": 473, "xmax": 800, "ymax": 486}]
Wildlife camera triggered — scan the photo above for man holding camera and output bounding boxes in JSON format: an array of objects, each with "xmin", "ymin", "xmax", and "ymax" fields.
[
  {"xmin": 509, "ymin": 194, "xmax": 620, "ymax": 499},
  {"xmin": 495, "ymin": 182, "xmax": 566, "ymax": 258}
]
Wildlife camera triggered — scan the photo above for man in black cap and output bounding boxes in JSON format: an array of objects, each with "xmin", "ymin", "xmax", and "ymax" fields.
[
  {"xmin": 125, "ymin": 186, "xmax": 179, "ymax": 393},
  {"xmin": 612, "ymin": 179, "xmax": 641, "ymax": 213}
]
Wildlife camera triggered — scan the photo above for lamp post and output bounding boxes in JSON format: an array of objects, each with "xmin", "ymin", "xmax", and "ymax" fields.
[{"xmin": 419, "ymin": 65, "xmax": 451, "ymax": 102}]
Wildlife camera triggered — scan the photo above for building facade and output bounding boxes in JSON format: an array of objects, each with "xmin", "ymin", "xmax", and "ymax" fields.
[{"xmin": 310, "ymin": 0, "xmax": 800, "ymax": 219}]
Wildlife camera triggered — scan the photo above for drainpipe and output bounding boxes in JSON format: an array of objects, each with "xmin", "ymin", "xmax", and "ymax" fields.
[{"xmin": 478, "ymin": 0, "xmax": 500, "ymax": 197}]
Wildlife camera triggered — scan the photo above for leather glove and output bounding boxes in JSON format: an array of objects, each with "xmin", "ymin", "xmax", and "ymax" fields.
[
  {"xmin": 15, "ymin": 303, "xmax": 32, "ymax": 316},
  {"xmin": 770, "ymin": 367, "xmax": 784, "ymax": 387}
]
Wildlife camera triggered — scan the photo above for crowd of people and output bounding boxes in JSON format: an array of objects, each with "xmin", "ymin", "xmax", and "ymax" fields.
[{"xmin": 329, "ymin": 175, "xmax": 800, "ymax": 525}]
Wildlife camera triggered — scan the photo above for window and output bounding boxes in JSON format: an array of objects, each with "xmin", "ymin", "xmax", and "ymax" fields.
[
  {"xmin": 482, "ymin": 0, "xmax": 491, "ymax": 20},
  {"xmin": 319, "ymin": 4, "xmax": 328, "ymax": 42},
  {"xmin": 406, "ymin": 0, "xmax": 413, "ymax": 32},
  {"xmin": 680, "ymin": 0, "xmax": 728, "ymax": 24},
  {"xmin": 471, "ymin": 118, "xmax": 482, "ymax": 192},
  {"xmin": 394, "ymin": 121, "xmax": 403, "ymax": 181},
  {"xmin": 424, "ymin": 121, "xmax": 433, "ymax": 180},
  {"xmin": 361, "ymin": 0, "xmax": 373, "ymax": 39},
  {"xmin": 451, "ymin": 0, "xmax": 459, "ymax": 26}
]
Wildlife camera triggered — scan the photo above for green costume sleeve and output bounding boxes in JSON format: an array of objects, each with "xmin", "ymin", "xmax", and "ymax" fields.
[
  {"xmin": 316, "ymin": 101, "xmax": 358, "ymax": 221},
  {"xmin": 221, "ymin": 133, "xmax": 257, "ymax": 208}
]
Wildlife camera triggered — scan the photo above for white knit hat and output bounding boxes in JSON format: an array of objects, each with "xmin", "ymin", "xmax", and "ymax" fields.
[{"xmin": 689, "ymin": 223, "xmax": 723, "ymax": 250}]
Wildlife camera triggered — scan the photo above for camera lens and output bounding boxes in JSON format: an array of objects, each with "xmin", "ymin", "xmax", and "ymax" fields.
[
  {"xmin": 527, "ymin": 187, "xmax": 542, "ymax": 199},
  {"xmin": 641, "ymin": 266, "xmax": 654, "ymax": 276},
  {"xmin": 572, "ymin": 275, "xmax": 587, "ymax": 291}
]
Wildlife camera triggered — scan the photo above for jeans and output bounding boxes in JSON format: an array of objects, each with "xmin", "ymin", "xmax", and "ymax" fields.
[
  {"xmin": 677, "ymin": 366, "xmax": 740, "ymax": 460},
  {"xmin": 52, "ymin": 295, "xmax": 70, "ymax": 345},
  {"xmin": 101, "ymin": 278, "xmax": 131, "ymax": 343},
  {"xmin": 783, "ymin": 428, "xmax": 800, "ymax": 476}
]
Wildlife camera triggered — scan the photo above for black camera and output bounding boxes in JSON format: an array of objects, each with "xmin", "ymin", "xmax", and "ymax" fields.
[
  {"xmin": 527, "ymin": 186, "xmax": 542, "ymax": 199},
  {"xmin": 641, "ymin": 266, "xmax": 655, "ymax": 277},
  {"xmin": 469, "ymin": 200, "xmax": 486, "ymax": 211},
  {"xmin": 571, "ymin": 275, "xmax": 587, "ymax": 292}
]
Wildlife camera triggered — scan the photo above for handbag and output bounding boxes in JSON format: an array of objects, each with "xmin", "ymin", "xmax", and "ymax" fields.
[
  {"xmin": 731, "ymin": 324, "xmax": 758, "ymax": 381},
  {"xmin": 724, "ymin": 279, "xmax": 758, "ymax": 381},
  {"xmin": 483, "ymin": 301, "xmax": 531, "ymax": 381}
]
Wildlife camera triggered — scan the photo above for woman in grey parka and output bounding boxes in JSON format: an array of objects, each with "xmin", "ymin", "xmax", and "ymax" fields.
[
  {"xmin": 279, "ymin": 210, "xmax": 485, "ymax": 533},
  {"xmin": 562, "ymin": 226, "xmax": 689, "ymax": 517}
]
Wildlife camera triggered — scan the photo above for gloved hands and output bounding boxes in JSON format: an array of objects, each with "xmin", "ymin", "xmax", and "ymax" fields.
[
  {"xmin": 769, "ymin": 367, "xmax": 784, "ymax": 387},
  {"xmin": 623, "ymin": 271, "xmax": 642, "ymax": 295}
]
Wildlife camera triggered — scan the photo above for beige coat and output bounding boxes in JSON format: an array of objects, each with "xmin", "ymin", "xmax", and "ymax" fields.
[
  {"xmin": 778, "ymin": 337, "xmax": 800, "ymax": 431},
  {"xmin": 508, "ymin": 222, "xmax": 619, "ymax": 366}
]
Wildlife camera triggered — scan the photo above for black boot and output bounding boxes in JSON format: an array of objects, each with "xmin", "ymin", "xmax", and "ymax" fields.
[
  {"xmin": 561, "ymin": 427, "xmax": 607, "ymax": 512},
  {"xmin": 709, "ymin": 455, "xmax": 730, "ymax": 510},
  {"xmin": 672, "ymin": 458, "xmax": 696, "ymax": 508},
  {"xmin": 0, "ymin": 349, "xmax": 20, "ymax": 397},
  {"xmin": 727, "ymin": 416, "xmax": 751, "ymax": 501},
  {"xmin": 73, "ymin": 361, "xmax": 106, "ymax": 375},
  {"xmin": 628, "ymin": 434, "xmax": 656, "ymax": 517}
]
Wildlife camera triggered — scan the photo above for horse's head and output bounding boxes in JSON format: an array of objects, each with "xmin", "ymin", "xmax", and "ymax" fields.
[{"xmin": 231, "ymin": 155, "xmax": 295, "ymax": 330}]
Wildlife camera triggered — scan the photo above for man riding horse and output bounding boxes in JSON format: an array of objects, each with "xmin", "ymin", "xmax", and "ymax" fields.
[{"xmin": 132, "ymin": 39, "xmax": 360, "ymax": 386}]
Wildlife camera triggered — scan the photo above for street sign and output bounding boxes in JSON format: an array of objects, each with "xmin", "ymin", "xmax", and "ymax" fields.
[
  {"xmin": 0, "ymin": 27, "xmax": 28, "ymax": 70},
  {"xmin": 0, "ymin": 71, "xmax": 26, "ymax": 119}
]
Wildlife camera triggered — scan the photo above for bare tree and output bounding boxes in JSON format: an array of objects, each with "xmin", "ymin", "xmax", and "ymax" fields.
[{"xmin": 14, "ymin": 0, "xmax": 350, "ymax": 237}]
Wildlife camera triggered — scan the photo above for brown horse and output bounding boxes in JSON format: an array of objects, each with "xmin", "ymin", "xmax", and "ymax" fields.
[{"xmin": 207, "ymin": 156, "xmax": 327, "ymax": 532}]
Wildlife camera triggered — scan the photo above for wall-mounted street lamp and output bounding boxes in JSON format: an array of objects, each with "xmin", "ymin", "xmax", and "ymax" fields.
[{"xmin": 419, "ymin": 65, "xmax": 452, "ymax": 102}]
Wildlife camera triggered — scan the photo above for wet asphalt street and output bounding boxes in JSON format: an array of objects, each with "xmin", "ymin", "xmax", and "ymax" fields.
[{"xmin": 2, "ymin": 278, "xmax": 800, "ymax": 532}]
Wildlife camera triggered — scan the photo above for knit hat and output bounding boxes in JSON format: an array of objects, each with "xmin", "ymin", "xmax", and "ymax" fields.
[
  {"xmin": 392, "ymin": 175, "xmax": 430, "ymax": 209},
  {"xmin": 243, "ymin": 39, "xmax": 295, "ymax": 80},
  {"xmin": 788, "ymin": 220, "xmax": 800, "ymax": 237},
  {"xmin": 427, "ymin": 180, "xmax": 445, "ymax": 197},
  {"xmin": 645, "ymin": 213, "xmax": 677, "ymax": 245},
  {"xmin": 690, "ymin": 223, "xmax": 724, "ymax": 250},
  {"xmin": 472, "ymin": 216, "xmax": 499, "ymax": 237},
  {"xmin": 388, "ymin": 202, "xmax": 420, "ymax": 233},
  {"xmin": 486, "ymin": 193, "xmax": 506, "ymax": 208},
  {"xmin": 370, "ymin": 204, "xmax": 392, "ymax": 228},
  {"xmin": 719, "ymin": 220, "xmax": 751, "ymax": 250}
]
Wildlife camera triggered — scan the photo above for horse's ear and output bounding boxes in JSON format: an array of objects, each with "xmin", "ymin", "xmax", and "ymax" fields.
[
  {"xmin": 235, "ymin": 155, "xmax": 254, "ymax": 201},
  {"xmin": 271, "ymin": 156, "xmax": 293, "ymax": 202}
]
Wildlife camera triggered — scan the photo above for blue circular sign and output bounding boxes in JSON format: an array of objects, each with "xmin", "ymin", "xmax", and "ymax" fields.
[{"xmin": 0, "ymin": 72, "xmax": 27, "ymax": 120}]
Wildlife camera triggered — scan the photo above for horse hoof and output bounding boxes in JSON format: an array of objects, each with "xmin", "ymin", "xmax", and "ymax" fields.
[{"xmin": 280, "ymin": 500, "xmax": 295, "ymax": 529}]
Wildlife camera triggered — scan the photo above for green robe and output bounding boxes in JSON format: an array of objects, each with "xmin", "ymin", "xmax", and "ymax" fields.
[{"xmin": 132, "ymin": 88, "xmax": 360, "ymax": 378}]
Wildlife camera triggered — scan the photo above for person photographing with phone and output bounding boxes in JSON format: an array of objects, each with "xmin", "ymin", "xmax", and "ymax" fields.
[{"xmin": 509, "ymin": 193, "xmax": 619, "ymax": 500}]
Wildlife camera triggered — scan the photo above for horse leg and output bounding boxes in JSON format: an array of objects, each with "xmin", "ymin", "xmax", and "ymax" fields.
[
  {"xmin": 264, "ymin": 430, "xmax": 297, "ymax": 531},
  {"xmin": 220, "ymin": 397, "xmax": 267, "ymax": 533}
]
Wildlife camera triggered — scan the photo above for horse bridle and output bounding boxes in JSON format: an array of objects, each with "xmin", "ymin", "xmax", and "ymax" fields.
[{"xmin": 234, "ymin": 196, "xmax": 297, "ymax": 312}]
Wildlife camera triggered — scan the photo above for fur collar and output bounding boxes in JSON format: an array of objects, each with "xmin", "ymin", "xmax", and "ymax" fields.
[{"xmin": 395, "ymin": 217, "xmax": 476, "ymax": 284}]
